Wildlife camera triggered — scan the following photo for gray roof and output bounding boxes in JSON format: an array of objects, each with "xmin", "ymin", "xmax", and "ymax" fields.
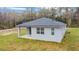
[{"xmin": 17, "ymin": 17, "xmax": 66, "ymax": 28}]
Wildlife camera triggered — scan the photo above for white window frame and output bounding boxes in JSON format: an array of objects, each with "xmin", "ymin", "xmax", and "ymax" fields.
[
  {"xmin": 41, "ymin": 28, "xmax": 44, "ymax": 34},
  {"xmin": 37, "ymin": 27, "xmax": 44, "ymax": 34},
  {"xmin": 51, "ymin": 28, "xmax": 54, "ymax": 35},
  {"xmin": 37, "ymin": 28, "xmax": 40, "ymax": 34}
]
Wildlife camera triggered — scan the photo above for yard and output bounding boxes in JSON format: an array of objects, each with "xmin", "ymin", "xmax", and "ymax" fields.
[{"xmin": 0, "ymin": 28, "xmax": 79, "ymax": 51}]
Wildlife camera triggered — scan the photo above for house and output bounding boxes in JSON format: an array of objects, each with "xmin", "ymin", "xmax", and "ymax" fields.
[{"xmin": 17, "ymin": 17, "xmax": 67, "ymax": 43}]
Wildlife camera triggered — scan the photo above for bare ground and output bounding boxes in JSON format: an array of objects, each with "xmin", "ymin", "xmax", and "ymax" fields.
[{"xmin": 0, "ymin": 28, "xmax": 17, "ymax": 36}]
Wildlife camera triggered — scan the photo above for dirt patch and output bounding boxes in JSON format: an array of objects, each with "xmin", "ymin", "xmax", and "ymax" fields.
[{"xmin": 0, "ymin": 28, "xmax": 17, "ymax": 36}]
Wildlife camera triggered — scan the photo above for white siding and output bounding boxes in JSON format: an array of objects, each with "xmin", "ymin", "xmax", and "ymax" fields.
[
  {"xmin": 30, "ymin": 26, "xmax": 66, "ymax": 43},
  {"xmin": 51, "ymin": 27, "xmax": 66, "ymax": 42},
  {"xmin": 31, "ymin": 27, "xmax": 53, "ymax": 41}
]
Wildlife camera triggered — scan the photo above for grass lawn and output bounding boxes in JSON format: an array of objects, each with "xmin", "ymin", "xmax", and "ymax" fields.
[{"xmin": 0, "ymin": 28, "xmax": 79, "ymax": 51}]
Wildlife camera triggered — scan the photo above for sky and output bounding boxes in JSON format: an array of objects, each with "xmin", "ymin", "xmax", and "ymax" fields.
[
  {"xmin": 9, "ymin": 7, "xmax": 41, "ymax": 13},
  {"xmin": 10, "ymin": 7, "xmax": 26, "ymax": 10}
]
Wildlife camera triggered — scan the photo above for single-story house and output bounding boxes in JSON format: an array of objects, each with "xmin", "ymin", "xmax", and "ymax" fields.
[{"xmin": 17, "ymin": 17, "xmax": 67, "ymax": 43}]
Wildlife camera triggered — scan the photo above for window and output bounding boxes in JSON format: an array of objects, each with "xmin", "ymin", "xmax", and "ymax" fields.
[
  {"xmin": 37, "ymin": 28, "xmax": 44, "ymax": 34},
  {"xmin": 37, "ymin": 28, "xmax": 40, "ymax": 34},
  {"xmin": 41, "ymin": 28, "xmax": 44, "ymax": 34},
  {"xmin": 51, "ymin": 28, "xmax": 54, "ymax": 35}
]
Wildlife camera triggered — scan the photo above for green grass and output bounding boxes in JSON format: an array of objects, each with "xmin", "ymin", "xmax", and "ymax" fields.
[{"xmin": 0, "ymin": 28, "xmax": 79, "ymax": 51}]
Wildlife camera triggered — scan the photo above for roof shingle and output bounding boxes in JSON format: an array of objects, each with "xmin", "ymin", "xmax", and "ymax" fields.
[{"xmin": 17, "ymin": 17, "xmax": 66, "ymax": 27}]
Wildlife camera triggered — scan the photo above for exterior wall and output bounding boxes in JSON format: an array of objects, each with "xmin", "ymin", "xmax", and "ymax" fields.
[
  {"xmin": 52, "ymin": 26, "xmax": 66, "ymax": 42},
  {"xmin": 29, "ymin": 25, "xmax": 66, "ymax": 43},
  {"xmin": 31, "ymin": 27, "xmax": 53, "ymax": 41}
]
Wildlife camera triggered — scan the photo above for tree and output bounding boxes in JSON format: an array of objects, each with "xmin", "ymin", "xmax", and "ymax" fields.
[
  {"xmin": 75, "ymin": 8, "xmax": 79, "ymax": 26},
  {"xmin": 64, "ymin": 8, "xmax": 72, "ymax": 27}
]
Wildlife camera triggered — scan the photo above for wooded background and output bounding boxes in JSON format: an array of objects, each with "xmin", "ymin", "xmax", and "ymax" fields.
[{"xmin": 0, "ymin": 7, "xmax": 79, "ymax": 29}]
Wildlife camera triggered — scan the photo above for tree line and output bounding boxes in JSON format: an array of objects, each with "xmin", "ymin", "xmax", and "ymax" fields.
[{"xmin": 0, "ymin": 7, "xmax": 79, "ymax": 29}]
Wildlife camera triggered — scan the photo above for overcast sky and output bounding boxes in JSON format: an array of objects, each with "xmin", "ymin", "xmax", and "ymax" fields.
[{"xmin": 9, "ymin": 7, "xmax": 26, "ymax": 10}]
